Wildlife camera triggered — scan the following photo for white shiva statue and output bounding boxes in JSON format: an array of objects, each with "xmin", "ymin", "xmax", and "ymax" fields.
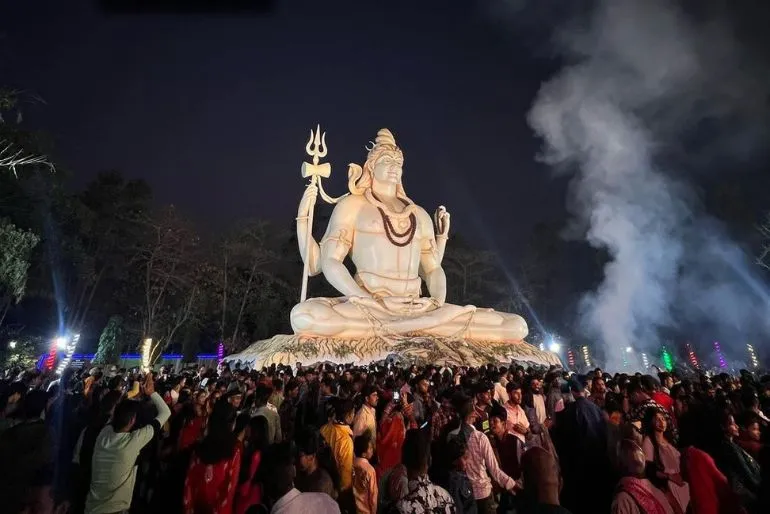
[{"xmin": 291, "ymin": 128, "xmax": 529, "ymax": 342}]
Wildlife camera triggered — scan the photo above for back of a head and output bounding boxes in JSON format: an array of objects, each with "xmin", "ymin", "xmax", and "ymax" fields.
[
  {"xmin": 112, "ymin": 399, "xmax": 140, "ymax": 431},
  {"xmin": 402, "ymin": 428, "xmax": 430, "ymax": 475},
  {"xmin": 21, "ymin": 390, "xmax": 48, "ymax": 420},
  {"xmin": 260, "ymin": 441, "xmax": 296, "ymax": 501},
  {"xmin": 521, "ymin": 446, "xmax": 559, "ymax": 499}
]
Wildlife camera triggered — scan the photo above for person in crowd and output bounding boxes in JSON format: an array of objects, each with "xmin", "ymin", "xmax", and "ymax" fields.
[
  {"xmin": 520, "ymin": 446, "xmax": 572, "ymax": 514},
  {"xmin": 296, "ymin": 428, "xmax": 339, "ymax": 499},
  {"xmin": 472, "ymin": 381, "xmax": 493, "ymax": 434},
  {"xmin": 612, "ymin": 439, "xmax": 674, "ymax": 514},
  {"xmin": 353, "ymin": 431, "xmax": 378, "ymax": 514},
  {"xmin": 681, "ymin": 446, "xmax": 743, "ymax": 514},
  {"xmin": 252, "ymin": 383, "xmax": 281, "ymax": 444},
  {"xmin": 278, "ymin": 379, "xmax": 300, "ymax": 442},
  {"xmin": 641, "ymin": 409, "xmax": 690, "ymax": 514},
  {"xmin": 503, "ymin": 381, "xmax": 530, "ymax": 444},
  {"xmin": 321, "ymin": 397, "xmax": 355, "ymax": 497},
  {"xmin": 353, "ymin": 385, "xmax": 379, "ymax": 439},
  {"xmin": 393, "ymin": 428, "xmax": 455, "ymax": 514},
  {"xmin": 736, "ymin": 411, "xmax": 763, "ymax": 460},
  {"xmin": 260, "ymin": 442, "xmax": 341, "ymax": 514},
  {"xmin": 83, "ymin": 373, "xmax": 171, "ymax": 514},
  {"xmin": 411, "ymin": 376, "xmax": 435, "ymax": 425},
  {"xmin": 454, "ymin": 395, "xmax": 518, "ymax": 514},
  {"xmin": 71, "ymin": 390, "xmax": 122, "ymax": 513},
  {"xmin": 431, "ymin": 388, "xmax": 457, "ymax": 441},
  {"xmin": 551, "ymin": 376, "xmax": 613, "ymax": 514},
  {"xmin": 183, "ymin": 401, "xmax": 242, "ymax": 514},
  {"xmin": 717, "ymin": 413, "xmax": 761, "ymax": 513},
  {"xmin": 235, "ymin": 415, "xmax": 269, "ymax": 514},
  {"xmin": 377, "ymin": 391, "xmax": 417, "ymax": 476}
]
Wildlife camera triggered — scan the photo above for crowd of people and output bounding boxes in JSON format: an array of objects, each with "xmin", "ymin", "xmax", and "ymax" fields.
[{"xmin": 0, "ymin": 357, "xmax": 769, "ymax": 514}]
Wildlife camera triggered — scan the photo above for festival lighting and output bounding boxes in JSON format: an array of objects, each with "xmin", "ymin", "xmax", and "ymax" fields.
[
  {"xmin": 661, "ymin": 347, "xmax": 673, "ymax": 372},
  {"xmin": 55, "ymin": 336, "xmax": 68, "ymax": 349},
  {"xmin": 43, "ymin": 344, "xmax": 57, "ymax": 371},
  {"xmin": 56, "ymin": 333, "xmax": 80, "ymax": 374},
  {"xmin": 217, "ymin": 341, "xmax": 225, "ymax": 365},
  {"xmin": 686, "ymin": 343, "xmax": 699, "ymax": 369},
  {"xmin": 548, "ymin": 342, "xmax": 561, "ymax": 353},
  {"xmin": 8, "ymin": 340, "xmax": 16, "ymax": 349},
  {"xmin": 714, "ymin": 341, "xmax": 726, "ymax": 369},
  {"xmin": 625, "ymin": 346, "xmax": 633, "ymax": 353},
  {"xmin": 142, "ymin": 338, "xmax": 153, "ymax": 371},
  {"xmin": 567, "ymin": 348, "xmax": 576, "ymax": 368},
  {"xmin": 581, "ymin": 345, "xmax": 591, "ymax": 367},
  {"xmin": 641, "ymin": 352, "xmax": 649, "ymax": 369},
  {"xmin": 747, "ymin": 344, "xmax": 759, "ymax": 369},
  {"xmin": 539, "ymin": 343, "xmax": 545, "ymax": 352}
]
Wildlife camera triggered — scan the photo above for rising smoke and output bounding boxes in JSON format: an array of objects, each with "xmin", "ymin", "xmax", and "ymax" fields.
[{"xmin": 496, "ymin": 0, "xmax": 770, "ymax": 369}]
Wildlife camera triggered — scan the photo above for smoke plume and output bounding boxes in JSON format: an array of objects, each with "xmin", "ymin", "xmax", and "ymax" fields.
[{"xmin": 501, "ymin": 0, "xmax": 770, "ymax": 369}]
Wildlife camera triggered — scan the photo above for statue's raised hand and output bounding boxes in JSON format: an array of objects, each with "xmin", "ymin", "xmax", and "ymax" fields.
[
  {"xmin": 434, "ymin": 206, "xmax": 450, "ymax": 239},
  {"xmin": 298, "ymin": 183, "xmax": 319, "ymax": 220}
]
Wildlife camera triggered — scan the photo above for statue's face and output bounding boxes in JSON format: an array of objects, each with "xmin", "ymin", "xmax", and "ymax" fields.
[{"xmin": 372, "ymin": 151, "xmax": 403, "ymax": 186}]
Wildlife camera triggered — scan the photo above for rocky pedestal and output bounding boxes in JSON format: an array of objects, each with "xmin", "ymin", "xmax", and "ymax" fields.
[{"xmin": 224, "ymin": 334, "xmax": 561, "ymax": 369}]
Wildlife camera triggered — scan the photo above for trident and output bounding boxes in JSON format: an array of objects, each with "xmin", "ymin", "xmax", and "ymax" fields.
[{"xmin": 299, "ymin": 125, "xmax": 347, "ymax": 302}]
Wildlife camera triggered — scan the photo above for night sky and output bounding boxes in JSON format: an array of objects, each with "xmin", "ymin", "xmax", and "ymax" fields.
[
  {"xmin": 2, "ymin": 0, "xmax": 566, "ymax": 250},
  {"xmin": 4, "ymin": 0, "xmax": 770, "ymax": 337}
]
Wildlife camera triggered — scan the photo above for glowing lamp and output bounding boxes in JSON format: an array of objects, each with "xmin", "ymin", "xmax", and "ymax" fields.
[
  {"xmin": 142, "ymin": 338, "xmax": 153, "ymax": 371},
  {"xmin": 747, "ymin": 344, "xmax": 759, "ymax": 369},
  {"xmin": 549, "ymin": 342, "xmax": 561, "ymax": 353},
  {"xmin": 8, "ymin": 340, "xmax": 17, "ymax": 349},
  {"xmin": 567, "ymin": 348, "xmax": 576, "ymax": 368},
  {"xmin": 661, "ymin": 347, "xmax": 673, "ymax": 372},
  {"xmin": 714, "ymin": 341, "xmax": 726, "ymax": 369},
  {"xmin": 641, "ymin": 352, "xmax": 649, "ymax": 369},
  {"xmin": 217, "ymin": 341, "xmax": 225, "ymax": 364},
  {"xmin": 625, "ymin": 346, "xmax": 633, "ymax": 354},
  {"xmin": 55, "ymin": 336, "xmax": 68, "ymax": 349},
  {"xmin": 581, "ymin": 345, "xmax": 591, "ymax": 367}
]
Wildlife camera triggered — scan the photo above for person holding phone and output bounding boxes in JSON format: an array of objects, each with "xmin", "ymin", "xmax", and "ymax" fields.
[{"xmin": 376, "ymin": 392, "xmax": 417, "ymax": 476}]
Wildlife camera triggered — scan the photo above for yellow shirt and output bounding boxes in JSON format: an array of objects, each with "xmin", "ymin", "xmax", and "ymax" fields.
[{"xmin": 320, "ymin": 422, "xmax": 354, "ymax": 491}]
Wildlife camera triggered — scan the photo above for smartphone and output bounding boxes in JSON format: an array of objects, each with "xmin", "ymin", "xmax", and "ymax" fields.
[
  {"xmin": 393, "ymin": 391, "xmax": 400, "ymax": 401},
  {"xmin": 420, "ymin": 421, "xmax": 428, "ymax": 429}
]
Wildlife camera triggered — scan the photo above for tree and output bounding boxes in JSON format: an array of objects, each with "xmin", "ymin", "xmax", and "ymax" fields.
[
  {"xmin": 0, "ymin": 218, "xmax": 40, "ymax": 326},
  {"xmin": 60, "ymin": 172, "xmax": 152, "ymax": 332},
  {"xmin": 130, "ymin": 206, "xmax": 202, "ymax": 364},
  {"xmin": 93, "ymin": 315, "xmax": 124, "ymax": 364},
  {"xmin": 206, "ymin": 220, "xmax": 287, "ymax": 352},
  {"xmin": 0, "ymin": 89, "xmax": 52, "ymax": 175},
  {"xmin": 442, "ymin": 239, "xmax": 500, "ymax": 306}
]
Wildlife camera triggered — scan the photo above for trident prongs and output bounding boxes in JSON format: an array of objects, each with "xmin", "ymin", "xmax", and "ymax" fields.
[{"xmin": 305, "ymin": 124, "xmax": 328, "ymax": 165}]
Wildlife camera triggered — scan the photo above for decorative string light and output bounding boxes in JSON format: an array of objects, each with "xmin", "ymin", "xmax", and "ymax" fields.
[
  {"xmin": 567, "ymin": 348, "xmax": 576, "ymax": 368},
  {"xmin": 641, "ymin": 352, "xmax": 649, "ymax": 369},
  {"xmin": 686, "ymin": 343, "xmax": 699, "ymax": 369},
  {"xmin": 539, "ymin": 342, "xmax": 545, "ymax": 352},
  {"xmin": 661, "ymin": 346, "xmax": 673, "ymax": 372},
  {"xmin": 747, "ymin": 344, "xmax": 759, "ymax": 369},
  {"xmin": 43, "ymin": 345, "xmax": 57, "ymax": 372},
  {"xmin": 581, "ymin": 345, "xmax": 591, "ymax": 367},
  {"xmin": 142, "ymin": 338, "xmax": 153, "ymax": 372},
  {"xmin": 217, "ymin": 341, "xmax": 225, "ymax": 365},
  {"xmin": 56, "ymin": 333, "xmax": 80, "ymax": 374},
  {"xmin": 714, "ymin": 341, "xmax": 726, "ymax": 369}
]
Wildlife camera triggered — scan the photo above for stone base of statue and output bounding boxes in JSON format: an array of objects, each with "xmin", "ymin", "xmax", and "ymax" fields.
[{"xmin": 223, "ymin": 333, "xmax": 561, "ymax": 369}]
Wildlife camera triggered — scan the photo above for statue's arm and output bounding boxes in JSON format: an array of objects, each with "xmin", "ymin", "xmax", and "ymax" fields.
[
  {"xmin": 319, "ymin": 199, "xmax": 370, "ymax": 298},
  {"xmin": 296, "ymin": 184, "xmax": 321, "ymax": 276},
  {"xmin": 417, "ymin": 209, "xmax": 447, "ymax": 305}
]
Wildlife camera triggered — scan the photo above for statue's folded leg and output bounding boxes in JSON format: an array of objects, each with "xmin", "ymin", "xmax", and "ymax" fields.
[
  {"xmin": 291, "ymin": 298, "xmax": 384, "ymax": 337},
  {"xmin": 416, "ymin": 308, "xmax": 529, "ymax": 342}
]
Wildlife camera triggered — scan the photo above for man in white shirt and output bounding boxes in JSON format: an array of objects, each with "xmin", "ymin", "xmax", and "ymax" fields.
[{"xmin": 85, "ymin": 374, "xmax": 171, "ymax": 514}]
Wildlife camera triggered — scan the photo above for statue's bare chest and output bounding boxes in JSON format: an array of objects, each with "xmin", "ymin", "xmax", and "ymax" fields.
[{"xmin": 354, "ymin": 204, "xmax": 423, "ymax": 237}]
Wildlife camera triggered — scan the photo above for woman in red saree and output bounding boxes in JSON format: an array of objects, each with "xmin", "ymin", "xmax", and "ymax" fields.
[
  {"xmin": 681, "ymin": 446, "xmax": 745, "ymax": 514},
  {"xmin": 376, "ymin": 393, "xmax": 417, "ymax": 477},
  {"xmin": 183, "ymin": 401, "xmax": 242, "ymax": 514},
  {"xmin": 234, "ymin": 416, "xmax": 269, "ymax": 514}
]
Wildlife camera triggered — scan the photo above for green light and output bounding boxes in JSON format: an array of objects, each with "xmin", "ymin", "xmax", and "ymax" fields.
[{"xmin": 661, "ymin": 347, "xmax": 673, "ymax": 371}]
